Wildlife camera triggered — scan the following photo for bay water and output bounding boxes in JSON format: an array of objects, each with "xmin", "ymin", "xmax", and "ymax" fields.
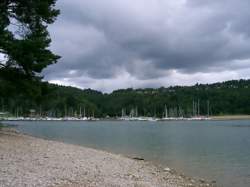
[{"xmin": 6, "ymin": 120, "xmax": 250, "ymax": 187}]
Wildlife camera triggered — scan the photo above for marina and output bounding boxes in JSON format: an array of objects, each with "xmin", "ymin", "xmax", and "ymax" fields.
[{"xmin": 1, "ymin": 0, "xmax": 250, "ymax": 186}]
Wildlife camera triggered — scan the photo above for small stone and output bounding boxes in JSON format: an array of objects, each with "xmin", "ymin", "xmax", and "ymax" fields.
[
  {"xmin": 199, "ymin": 179, "xmax": 205, "ymax": 183},
  {"xmin": 163, "ymin": 167, "xmax": 171, "ymax": 172}
]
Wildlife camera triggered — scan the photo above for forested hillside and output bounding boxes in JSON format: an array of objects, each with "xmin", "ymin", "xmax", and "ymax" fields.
[{"xmin": 0, "ymin": 79, "xmax": 250, "ymax": 117}]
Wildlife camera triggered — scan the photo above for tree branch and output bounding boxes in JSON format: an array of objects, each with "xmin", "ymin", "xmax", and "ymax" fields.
[{"xmin": 0, "ymin": 63, "xmax": 6, "ymax": 68}]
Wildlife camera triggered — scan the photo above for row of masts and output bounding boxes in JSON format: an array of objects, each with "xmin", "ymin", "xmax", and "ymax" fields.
[
  {"xmin": 53, "ymin": 106, "xmax": 96, "ymax": 118},
  {"xmin": 192, "ymin": 100, "xmax": 210, "ymax": 117},
  {"xmin": 0, "ymin": 104, "xmax": 95, "ymax": 118},
  {"xmin": 121, "ymin": 99, "xmax": 211, "ymax": 118},
  {"xmin": 163, "ymin": 106, "xmax": 185, "ymax": 118},
  {"xmin": 64, "ymin": 106, "xmax": 90, "ymax": 118},
  {"xmin": 1, "ymin": 98, "xmax": 210, "ymax": 118}
]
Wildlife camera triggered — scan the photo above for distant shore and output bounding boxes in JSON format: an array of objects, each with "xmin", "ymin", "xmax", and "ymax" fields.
[
  {"xmin": 211, "ymin": 115, "xmax": 250, "ymax": 120},
  {"xmin": 0, "ymin": 127, "xmax": 216, "ymax": 187},
  {"xmin": 2, "ymin": 114, "xmax": 250, "ymax": 122}
]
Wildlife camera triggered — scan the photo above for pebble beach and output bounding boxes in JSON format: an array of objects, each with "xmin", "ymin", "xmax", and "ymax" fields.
[{"xmin": 0, "ymin": 128, "xmax": 216, "ymax": 187}]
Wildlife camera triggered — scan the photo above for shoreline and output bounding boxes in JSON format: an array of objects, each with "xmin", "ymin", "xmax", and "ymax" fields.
[
  {"xmin": 210, "ymin": 115, "xmax": 250, "ymax": 120},
  {"xmin": 0, "ymin": 127, "xmax": 216, "ymax": 187},
  {"xmin": 2, "ymin": 114, "xmax": 250, "ymax": 122}
]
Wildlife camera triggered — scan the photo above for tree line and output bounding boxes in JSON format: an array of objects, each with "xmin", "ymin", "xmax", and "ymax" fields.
[{"xmin": 0, "ymin": 79, "xmax": 250, "ymax": 118}]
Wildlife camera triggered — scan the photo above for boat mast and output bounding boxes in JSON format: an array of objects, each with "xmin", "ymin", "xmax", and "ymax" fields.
[
  {"xmin": 207, "ymin": 100, "xmax": 210, "ymax": 117},
  {"xmin": 165, "ymin": 105, "xmax": 168, "ymax": 118},
  {"xmin": 192, "ymin": 100, "xmax": 195, "ymax": 117},
  {"xmin": 198, "ymin": 99, "xmax": 200, "ymax": 116},
  {"xmin": 64, "ymin": 105, "xmax": 67, "ymax": 117},
  {"xmin": 79, "ymin": 106, "xmax": 82, "ymax": 118}
]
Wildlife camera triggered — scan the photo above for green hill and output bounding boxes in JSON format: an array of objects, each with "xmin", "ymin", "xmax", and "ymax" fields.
[{"xmin": 0, "ymin": 79, "xmax": 250, "ymax": 117}]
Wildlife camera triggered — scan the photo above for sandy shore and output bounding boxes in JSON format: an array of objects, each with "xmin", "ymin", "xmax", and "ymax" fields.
[
  {"xmin": 211, "ymin": 115, "xmax": 250, "ymax": 120},
  {"xmin": 0, "ymin": 128, "xmax": 216, "ymax": 187}
]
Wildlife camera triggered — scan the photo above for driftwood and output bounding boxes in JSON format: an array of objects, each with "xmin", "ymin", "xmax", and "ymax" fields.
[{"xmin": 132, "ymin": 157, "xmax": 145, "ymax": 161}]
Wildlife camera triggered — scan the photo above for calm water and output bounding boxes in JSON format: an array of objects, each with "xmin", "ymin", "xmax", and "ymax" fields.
[{"xmin": 5, "ymin": 120, "xmax": 250, "ymax": 187}]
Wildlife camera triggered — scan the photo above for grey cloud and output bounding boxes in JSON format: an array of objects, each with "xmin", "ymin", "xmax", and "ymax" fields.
[{"xmin": 43, "ymin": 0, "xmax": 250, "ymax": 91}]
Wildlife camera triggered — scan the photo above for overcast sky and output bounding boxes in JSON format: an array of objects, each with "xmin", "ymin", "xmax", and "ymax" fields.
[{"xmin": 43, "ymin": 0, "xmax": 250, "ymax": 92}]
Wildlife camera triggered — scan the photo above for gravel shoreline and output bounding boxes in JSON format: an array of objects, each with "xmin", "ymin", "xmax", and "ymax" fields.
[{"xmin": 0, "ymin": 128, "xmax": 216, "ymax": 187}]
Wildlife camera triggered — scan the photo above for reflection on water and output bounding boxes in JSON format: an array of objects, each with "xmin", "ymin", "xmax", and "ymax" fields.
[{"xmin": 5, "ymin": 120, "xmax": 250, "ymax": 187}]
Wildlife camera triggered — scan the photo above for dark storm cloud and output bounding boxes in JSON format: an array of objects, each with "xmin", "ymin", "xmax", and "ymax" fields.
[{"xmin": 43, "ymin": 0, "xmax": 250, "ymax": 91}]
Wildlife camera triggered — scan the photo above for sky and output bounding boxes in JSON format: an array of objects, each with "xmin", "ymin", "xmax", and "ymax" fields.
[{"xmin": 43, "ymin": 0, "xmax": 250, "ymax": 93}]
